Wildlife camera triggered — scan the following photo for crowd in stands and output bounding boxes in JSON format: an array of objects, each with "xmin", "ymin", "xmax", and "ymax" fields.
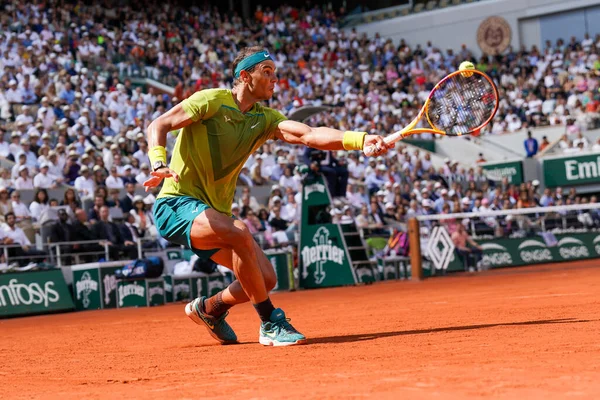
[{"xmin": 1, "ymin": 0, "xmax": 600, "ymax": 259}]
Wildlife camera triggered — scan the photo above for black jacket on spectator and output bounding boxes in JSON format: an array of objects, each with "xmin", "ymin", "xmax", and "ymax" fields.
[
  {"xmin": 121, "ymin": 195, "xmax": 134, "ymax": 214},
  {"xmin": 92, "ymin": 220, "xmax": 124, "ymax": 244},
  {"xmin": 269, "ymin": 217, "xmax": 289, "ymax": 232},
  {"xmin": 49, "ymin": 220, "xmax": 74, "ymax": 243},
  {"xmin": 72, "ymin": 220, "xmax": 98, "ymax": 241},
  {"xmin": 119, "ymin": 222, "xmax": 140, "ymax": 242}
]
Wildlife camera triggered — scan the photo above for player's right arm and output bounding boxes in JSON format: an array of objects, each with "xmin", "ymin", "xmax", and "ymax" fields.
[
  {"xmin": 143, "ymin": 105, "xmax": 191, "ymax": 189},
  {"xmin": 144, "ymin": 91, "xmax": 216, "ymax": 190}
]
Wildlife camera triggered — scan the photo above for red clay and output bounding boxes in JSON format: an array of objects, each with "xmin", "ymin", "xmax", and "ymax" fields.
[{"xmin": 2, "ymin": 260, "xmax": 600, "ymax": 399}]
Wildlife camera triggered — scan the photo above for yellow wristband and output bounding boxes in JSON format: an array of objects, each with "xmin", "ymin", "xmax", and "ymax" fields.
[
  {"xmin": 343, "ymin": 131, "xmax": 367, "ymax": 151},
  {"xmin": 149, "ymin": 146, "xmax": 167, "ymax": 166}
]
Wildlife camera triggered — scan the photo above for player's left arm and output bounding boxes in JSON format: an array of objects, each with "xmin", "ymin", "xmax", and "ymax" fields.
[{"xmin": 273, "ymin": 120, "xmax": 393, "ymax": 155}]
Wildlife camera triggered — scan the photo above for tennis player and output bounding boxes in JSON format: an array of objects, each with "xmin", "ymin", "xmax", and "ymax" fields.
[{"xmin": 144, "ymin": 46, "xmax": 392, "ymax": 346}]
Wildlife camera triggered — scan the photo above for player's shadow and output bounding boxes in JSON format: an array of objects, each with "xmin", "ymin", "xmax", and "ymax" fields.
[{"xmin": 307, "ymin": 318, "xmax": 592, "ymax": 345}]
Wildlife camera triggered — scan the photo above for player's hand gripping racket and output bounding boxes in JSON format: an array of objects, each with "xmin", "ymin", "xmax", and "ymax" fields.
[{"xmin": 364, "ymin": 69, "xmax": 499, "ymax": 156}]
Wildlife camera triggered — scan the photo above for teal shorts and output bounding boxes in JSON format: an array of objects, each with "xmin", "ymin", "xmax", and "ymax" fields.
[{"xmin": 154, "ymin": 196, "xmax": 220, "ymax": 261}]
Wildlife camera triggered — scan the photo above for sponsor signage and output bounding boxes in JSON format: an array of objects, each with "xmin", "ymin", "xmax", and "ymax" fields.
[
  {"xmin": 266, "ymin": 251, "xmax": 294, "ymax": 291},
  {"xmin": 117, "ymin": 280, "xmax": 147, "ymax": 308},
  {"xmin": 477, "ymin": 16, "xmax": 512, "ymax": 55},
  {"xmin": 446, "ymin": 233, "xmax": 600, "ymax": 270},
  {"xmin": 73, "ymin": 269, "xmax": 101, "ymax": 310},
  {"xmin": 481, "ymin": 160, "xmax": 523, "ymax": 185},
  {"xmin": 426, "ymin": 226, "xmax": 456, "ymax": 271},
  {"xmin": 543, "ymin": 152, "xmax": 600, "ymax": 187},
  {"xmin": 0, "ymin": 270, "xmax": 74, "ymax": 318},
  {"xmin": 299, "ymin": 175, "xmax": 356, "ymax": 289}
]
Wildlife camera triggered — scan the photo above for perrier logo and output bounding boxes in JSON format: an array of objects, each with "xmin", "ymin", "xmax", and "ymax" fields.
[
  {"xmin": 118, "ymin": 283, "xmax": 145, "ymax": 307},
  {"xmin": 301, "ymin": 227, "xmax": 345, "ymax": 284},
  {"xmin": 76, "ymin": 271, "xmax": 98, "ymax": 308}
]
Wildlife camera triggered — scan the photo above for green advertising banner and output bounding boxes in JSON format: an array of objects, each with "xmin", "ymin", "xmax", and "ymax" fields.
[
  {"xmin": 147, "ymin": 279, "xmax": 165, "ymax": 307},
  {"xmin": 117, "ymin": 280, "xmax": 147, "ymax": 308},
  {"xmin": 445, "ymin": 232, "xmax": 600, "ymax": 271},
  {"xmin": 99, "ymin": 265, "xmax": 122, "ymax": 309},
  {"xmin": 0, "ymin": 270, "xmax": 74, "ymax": 318},
  {"xmin": 481, "ymin": 160, "xmax": 523, "ymax": 185},
  {"xmin": 299, "ymin": 175, "xmax": 356, "ymax": 289},
  {"xmin": 192, "ymin": 274, "xmax": 226, "ymax": 299},
  {"xmin": 163, "ymin": 275, "xmax": 173, "ymax": 303},
  {"xmin": 543, "ymin": 152, "xmax": 600, "ymax": 187},
  {"xmin": 172, "ymin": 277, "xmax": 193, "ymax": 301},
  {"xmin": 73, "ymin": 267, "xmax": 101, "ymax": 310},
  {"xmin": 266, "ymin": 251, "xmax": 294, "ymax": 291}
]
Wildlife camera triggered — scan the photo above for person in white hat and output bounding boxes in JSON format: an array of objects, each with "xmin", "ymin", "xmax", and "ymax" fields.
[
  {"xmin": 365, "ymin": 163, "xmax": 388, "ymax": 195},
  {"xmin": 15, "ymin": 104, "xmax": 34, "ymax": 126},
  {"xmin": 434, "ymin": 188, "xmax": 452, "ymax": 214},
  {"xmin": 269, "ymin": 155, "xmax": 288, "ymax": 181},
  {"xmin": 74, "ymin": 165, "xmax": 96, "ymax": 200},
  {"xmin": 33, "ymin": 162, "xmax": 60, "ymax": 189},
  {"xmin": 5, "ymin": 79, "xmax": 22, "ymax": 104},
  {"xmin": 14, "ymin": 165, "xmax": 34, "ymax": 190}
]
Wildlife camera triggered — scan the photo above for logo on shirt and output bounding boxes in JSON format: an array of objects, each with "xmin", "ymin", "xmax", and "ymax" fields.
[
  {"xmin": 250, "ymin": 122, "xmax": 260, "ymax": 129},
  {"xmin": 224, "ymin": 115, "xmax": 232, "ymax": 123}
]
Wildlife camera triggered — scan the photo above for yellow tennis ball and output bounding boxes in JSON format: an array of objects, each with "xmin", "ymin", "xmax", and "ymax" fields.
[{"xmin": 459, "ymin": 61, "xmax": 475, "ymax": 78}]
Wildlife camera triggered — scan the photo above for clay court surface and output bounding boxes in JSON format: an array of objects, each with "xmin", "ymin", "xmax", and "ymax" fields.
[{"xmin": 2, "ymin": 261, "xmax": 600, "ymax": 399}]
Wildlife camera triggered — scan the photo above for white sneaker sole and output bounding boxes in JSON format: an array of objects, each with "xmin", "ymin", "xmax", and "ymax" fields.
[
  {"xmin": 185, "ymin": 301, "xmax": 237, "ymax": 345},
  {"xmin": 259, "ymin": 335, "xmax": 307, "ymax": 347}
]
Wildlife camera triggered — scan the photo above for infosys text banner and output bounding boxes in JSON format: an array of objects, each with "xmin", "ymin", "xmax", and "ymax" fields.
[
  {"xmin": 448, "ymin": 232, "xmax": 600, "ymax": 270},
  {"xmin": 0, "ymin": 270, "xmax": 74, "ymax": 318},
  {"xmin": 543, "ymin": 152, "xmax": 600, "ymax": 187}
]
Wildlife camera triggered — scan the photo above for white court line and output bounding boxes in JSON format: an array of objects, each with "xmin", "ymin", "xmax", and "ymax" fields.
[{"xmin": 510, "ymin": 292, "xmax": 588, "ymax": 299}]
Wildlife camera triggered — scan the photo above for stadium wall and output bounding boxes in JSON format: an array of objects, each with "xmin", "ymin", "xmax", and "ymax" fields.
[{"xmin": 350, "ymin": 0, "xmax": 600, "ymax": 57}]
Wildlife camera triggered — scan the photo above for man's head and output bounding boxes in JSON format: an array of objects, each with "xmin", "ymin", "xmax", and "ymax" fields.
[
  {"xmin": 94, "ymin": 195, "xmax": 105, "ymax": 208},
  {"xmin": 5, "ymin": 211, "xmax": 15, "ymax": 227},
  {"xmin": 232, "ymin": 46, "xmax": 277, "ymax": 101},
  {"xmin": 125, "ymin": 182, "xmax": 135, "ymax": 195},
  {"xmin": 75, "ymin": 208, "xmax": 87, "ymax": 223},
  {"xmin": 99, "ymin": 205, "xmax": 110, "ymax": 221},
  {"xmin": 58, "ymin": 208, "xmax": 68, "ymax": 223}
]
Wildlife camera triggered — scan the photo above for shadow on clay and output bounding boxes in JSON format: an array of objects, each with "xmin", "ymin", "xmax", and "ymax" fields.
[{"xmin": 306, "ymin": 318, "xmax": 594, "ymax": 345}]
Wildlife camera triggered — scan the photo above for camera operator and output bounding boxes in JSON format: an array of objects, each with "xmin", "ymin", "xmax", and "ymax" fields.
[{"xmin": 303, "ymin": 147, "xmax": 348, "ymax": 198}]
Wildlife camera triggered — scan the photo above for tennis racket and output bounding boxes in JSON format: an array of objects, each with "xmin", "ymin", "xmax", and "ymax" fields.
[{"xmin": 364, "ymin": 69, "xmax": 499, "ymax": 156}]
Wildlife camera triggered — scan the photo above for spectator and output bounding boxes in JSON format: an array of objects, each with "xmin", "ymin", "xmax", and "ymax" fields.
[
  {"xmin": 49, "ymin": 209, "xmax": 76, "ymax": 265},
  {"xmin": 2, "ymin": 212, "xmax": 46, "ymax": 266},
  {"xmin": 29, "ymin": 188, "xmax": 50, "ymax": 222},
  {"xmin": 121, "ymin": 183, "xmax": 137, "ymax": 213},
  {"xmin": 73, "ymin": 166, "xmax": 96, "ymax": 201},
  {"xmin": 539, "ymin": 136, "xmax": 551, "ymax": 152},
  {"xmin": 63, "ymin": 151, "xmax": 82, "ymax": 185},
  {"xmin": 524, "ymin": 131, "xmax": 539, "ymax": 158},
  {"xmin": 452, "ymin": 222, "xmax": 483, "ymax": 272},
  {"xmin": 71, "ymin": 209, "xmax": 105, "ymax": 262},
  {"xmin": 88, "ymin": 194, "xmax": 107, "ymax": 223},
  {"xmin": 106, "ymin": 166, "xmax": 125, "ymax": 189},
  {"xmin": 242, "ymin": 208, "xmax": 263, "ymax": 235},
  {"xmin": 61, "ymin": 188, "xmax": 81, "ymax": 210},
  {"xmin": 91, "ymin": 205, "xmax": 137, "ymax": 260},
  {"xmin": 33, "ymin": 162, "xmax": 61, "ymax": 189},
  {"xmin": 135, "ymin": 163, "xmax": 151, "ymax": 185},
  {"xmin": 130, "ymin": 195, "xmax": 156, "ymax": 238},
  {"xmin": 14, "ymin": 166, "xmax": 33, "ymax": 190}
]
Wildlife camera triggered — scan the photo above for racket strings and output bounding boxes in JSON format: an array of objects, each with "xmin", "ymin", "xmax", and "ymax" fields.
[{"xmin": 427, "ymin": 74, "xmax": 497, "ymax": 136}]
